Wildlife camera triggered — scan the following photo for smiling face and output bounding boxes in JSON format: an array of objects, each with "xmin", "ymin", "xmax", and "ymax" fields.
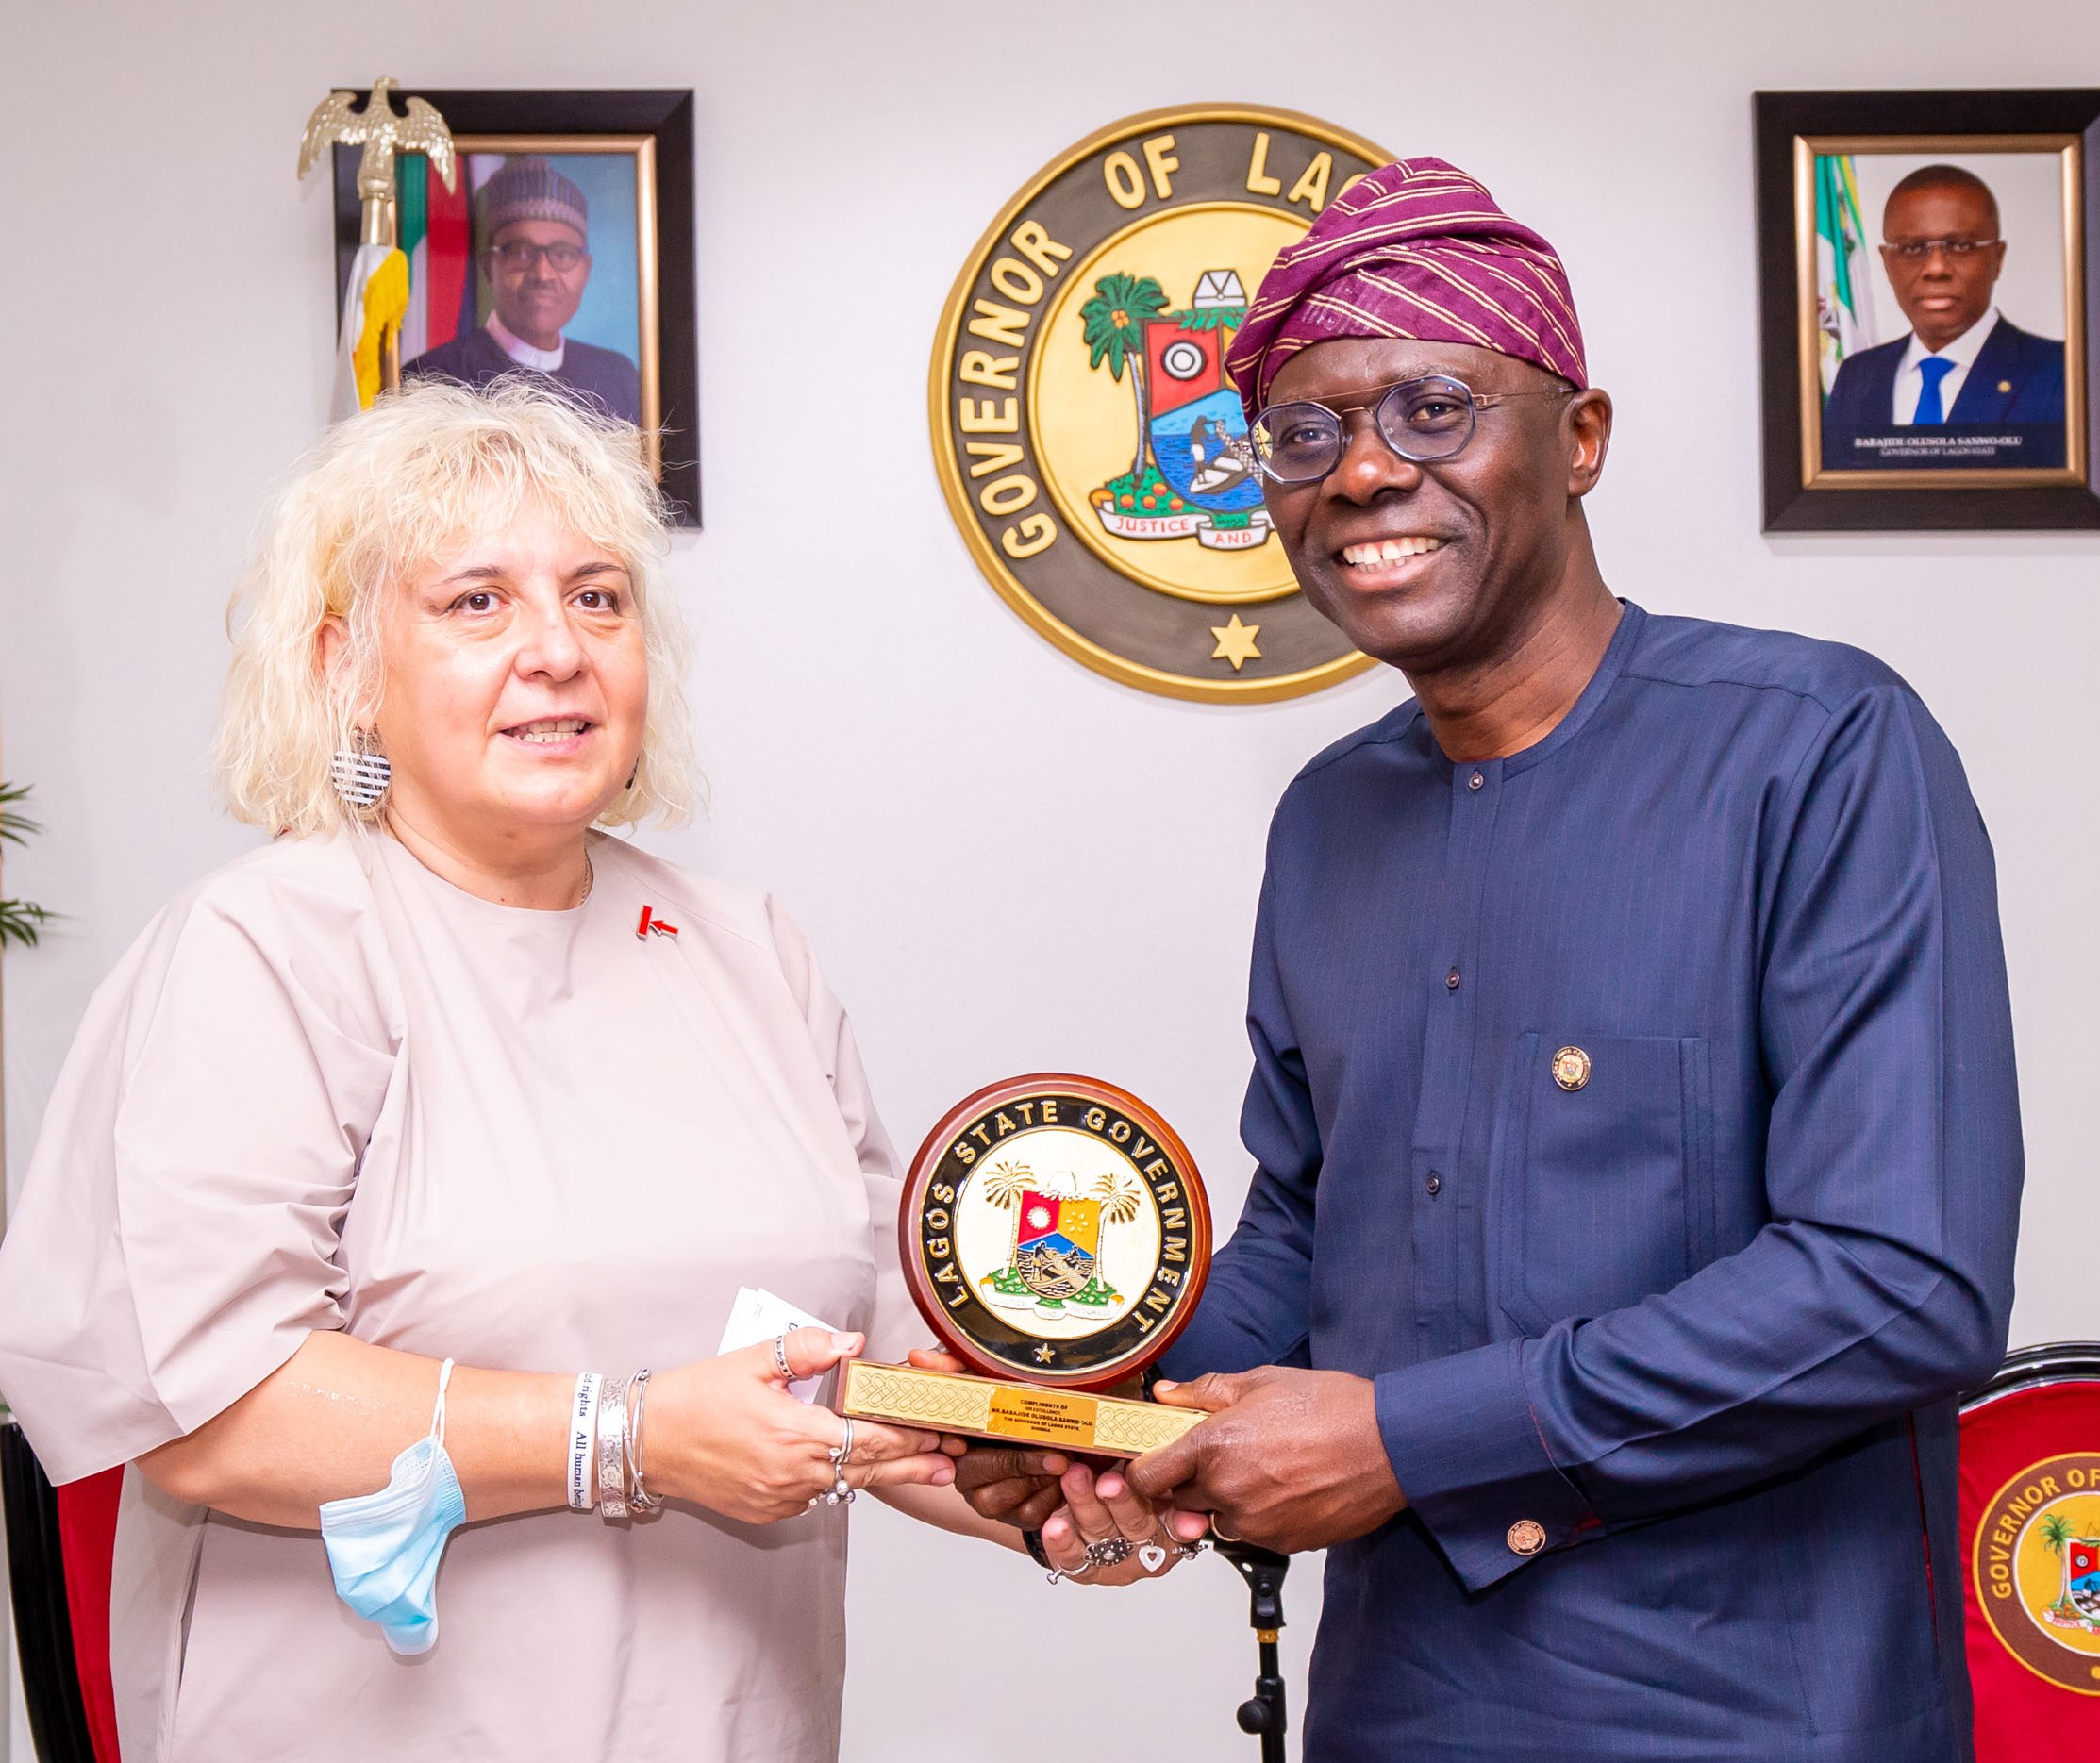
[
  {"xmin": 486, "ymin": 218, "xmax": 592, "ymax": 353},
  {"xmin": 368, "ymin": 498, "xmax": 647, "ymax": 858},
  {"xmin": 1259, "ymin": 337, "xmax": 1609, "ymax": 674},
  {"xmin": 1881, "ymin": 179, "xmax": 2004, "ymax": 353}
]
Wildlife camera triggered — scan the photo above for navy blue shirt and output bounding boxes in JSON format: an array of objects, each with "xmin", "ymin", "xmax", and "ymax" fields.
[{"xmin": 1159, "ymin": 605, "xmax": 2022, "ymax": 1761}]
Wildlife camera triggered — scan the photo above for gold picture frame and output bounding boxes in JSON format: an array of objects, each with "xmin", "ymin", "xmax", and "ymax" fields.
[
  {"xmin": 1755, "ymin": 90, "xmax": 2100, "ymax": 532},
  {"xmin": 1792, "ymin": 133, "xmax": 2084, "ymax": 491}
]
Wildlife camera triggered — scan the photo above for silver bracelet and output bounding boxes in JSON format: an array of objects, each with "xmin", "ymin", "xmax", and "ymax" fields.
[
  {"xmin": 596, "ymin": 1372, "xmax": 632, "ymax": 1520},
  {"xmin": 625, "ymin": 1369, "xmax": 660, "ymax": 1515}
]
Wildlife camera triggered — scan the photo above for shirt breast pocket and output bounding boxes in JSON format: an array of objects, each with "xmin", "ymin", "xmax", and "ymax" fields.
[{"xmin": 1491, "ymin": 1031, "xmax": 1714, "ymax": 1337}]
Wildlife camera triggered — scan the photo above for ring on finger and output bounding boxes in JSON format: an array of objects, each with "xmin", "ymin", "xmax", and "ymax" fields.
[
  {"xmin": 1085, "ymin": 1536, "xmax": 1134, "ymax": 1570},
  {"xmin": 772, "ymin": 1331, "xmax": 793, "ymax": 1378},
  {"xmin": 829, "ymin": 1416, "xmax": 855, "ymax": 1471},
  {"xmin": 1142, "ymin": 1517, "xmax": 1208, "ymax": 1570},
  {"xmin": 1209, "ymin": 1515, "xmax": 1243, "ymax": 1543}
]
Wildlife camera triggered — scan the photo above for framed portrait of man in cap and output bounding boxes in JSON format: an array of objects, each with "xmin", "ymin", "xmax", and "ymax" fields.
[
  {"xmin": 1755, "ymin": 89, "xmax": 2100, "ymax": 531},
  {"xmin": 332, "ymin": 89, "xmax": 700, "ymax": 524}
]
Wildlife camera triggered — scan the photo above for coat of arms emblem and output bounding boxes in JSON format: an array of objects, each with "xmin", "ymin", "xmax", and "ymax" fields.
[
  {"xmin": 1973, "ymin": 1451, "xmax": 2100, "ymax": 1694},
  {"xmin": 931, "ymin": 106, "xmax": 1390, "ymax": 702},
  {"xmin": 976, "ymin": 1168, "xmax": 1147, "ymax": 1316},
  {"xmin": 896, "ymin": 1075, "xmax": 1210, "ymax": 1387}
]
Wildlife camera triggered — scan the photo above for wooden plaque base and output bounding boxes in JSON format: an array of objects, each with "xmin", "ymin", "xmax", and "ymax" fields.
[{"xmin": 841, "ymin": 1360, "xmax": 1204, "ymax": 1458}]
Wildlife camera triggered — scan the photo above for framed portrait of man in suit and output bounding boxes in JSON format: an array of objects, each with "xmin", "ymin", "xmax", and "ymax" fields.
[
  {"xmin": 331, "ymin": 90, "xmax": 700, "ymax": 525},
  {"xmin": 1756, "ymin": 90, "xmax": 2100, "ymax": 530}
]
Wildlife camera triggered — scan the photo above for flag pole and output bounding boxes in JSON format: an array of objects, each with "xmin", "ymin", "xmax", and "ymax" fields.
[
  {"xmin": 298, "ymin": 78, "xmax": 456, "ymax": 410},
  {"xmin": 358, "ymin": 163, "xmax": 401, "ymax": 393}
]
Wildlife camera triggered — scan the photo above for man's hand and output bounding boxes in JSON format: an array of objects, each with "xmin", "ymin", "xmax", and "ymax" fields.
[
  {"xmin": 952, "ymin": 1443, "xmax": 1070, "ymax": 1530},
  {"xmin": 1125, "ymin": 1366, "xmax": 1406, "ymax": 1555}
]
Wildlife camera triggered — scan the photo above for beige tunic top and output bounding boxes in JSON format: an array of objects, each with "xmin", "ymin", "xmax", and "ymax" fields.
[{"xmin": 0, "ymin": 831, "xmax": 917, "ymax": 1762}]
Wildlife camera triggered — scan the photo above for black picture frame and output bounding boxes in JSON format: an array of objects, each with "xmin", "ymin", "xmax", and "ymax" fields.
[
  {"xmin": 333, "ymin": 88, "xmax": 700, "ymax": 526},
  {"xmin": 1754, "ymin": 88, "xmax": 2100, "ymax": 531}
]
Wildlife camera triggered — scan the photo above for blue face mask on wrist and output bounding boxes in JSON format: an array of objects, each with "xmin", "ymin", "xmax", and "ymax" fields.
[{"xmin": 319, "ymin": 1358, "xmax": 466, "ymax": 1655}]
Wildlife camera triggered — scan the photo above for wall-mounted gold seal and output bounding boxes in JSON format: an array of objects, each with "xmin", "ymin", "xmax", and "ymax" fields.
[{"xmin": 929, "ymin": 105, "xmax": 1391, "ymax": 703}]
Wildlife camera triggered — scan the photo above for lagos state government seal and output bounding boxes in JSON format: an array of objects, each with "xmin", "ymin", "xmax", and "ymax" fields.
[
  {"xmin": 930, "ymin": 105, "xmax": 1391, "ymax": 702},
  {"xmin": 900, "ymin": 1073, "xmax": 1211, "ymax": 1389}
]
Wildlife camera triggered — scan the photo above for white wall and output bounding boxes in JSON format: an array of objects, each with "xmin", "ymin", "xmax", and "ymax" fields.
[{"xmin": 4, "ymin": 3, "xmax": 2097, "ymax": 1758}]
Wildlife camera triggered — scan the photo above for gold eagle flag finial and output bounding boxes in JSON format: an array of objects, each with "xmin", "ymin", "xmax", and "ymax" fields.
[
  {"xmin": 299, "ymin": 77, "xmax": 457, "ymax": 242},
  {"xmin": 297, "ymin": 79, "xmax": 458, "ymax": 413}
]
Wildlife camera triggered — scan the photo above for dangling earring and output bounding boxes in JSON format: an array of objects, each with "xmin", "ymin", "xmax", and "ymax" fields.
[{"xmin": 331, "ymin": 731, "xmax": 392, "ymax": 808}]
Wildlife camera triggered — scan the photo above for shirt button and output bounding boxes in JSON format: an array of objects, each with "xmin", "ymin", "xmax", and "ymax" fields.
[
  {"xmin": 1444, "ymin": 968, "xmax": 1461, "ymax": 990},
  {"xmin": 1507, "ymin": 1519, "xmax": 1547, "ymax": 1555},
  {"xmin": 1425, "ymin": 1173, "xmax": 1442, "ymax": 1197},
  {"xmin": 1467, "ymin": 771, "xmax": 1485, "ymax": 790}
]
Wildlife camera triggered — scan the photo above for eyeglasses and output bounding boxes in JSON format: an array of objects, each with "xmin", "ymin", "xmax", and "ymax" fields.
[
  {"xmin": 1881, "ymin": 237, "xmax": 2001, "ymax": 260},
  {"xmin": 489, "ymin": 241, "xmax": 587, "ymax": 272},
  {"xmin": 1250, "ymin": 375, "xmax": 1575, "ymax": 483}
]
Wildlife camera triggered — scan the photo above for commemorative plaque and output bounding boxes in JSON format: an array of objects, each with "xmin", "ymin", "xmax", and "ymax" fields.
[{"xmin": 842, "ymin": 1073, "xmax": 1212, "ymax": 1456}]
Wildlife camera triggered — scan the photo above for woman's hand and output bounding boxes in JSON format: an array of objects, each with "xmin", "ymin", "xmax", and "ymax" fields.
[
  {"xmin": 646, "ymin": 1329, "xmax": 960, "ymax": 1524},
  {"xmin": 1035, "ymin": 1461, "xmax": 1204, "ymax": 1588}
]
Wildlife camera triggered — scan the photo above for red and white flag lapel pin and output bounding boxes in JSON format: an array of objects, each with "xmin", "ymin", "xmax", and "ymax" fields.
[{"xmin": 637, "ymin": 905, "xmax": 680, "ymax": 940}]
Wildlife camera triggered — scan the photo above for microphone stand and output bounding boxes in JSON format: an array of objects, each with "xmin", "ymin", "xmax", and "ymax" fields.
[{"xmin": 1214, "ymin": 1540, "xmax": 1290, "ymax": 1762}]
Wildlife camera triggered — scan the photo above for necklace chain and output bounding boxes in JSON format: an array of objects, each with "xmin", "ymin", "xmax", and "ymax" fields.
[{"xmin": 579, "ymin": 854, "xmax": 595, "ymax": 906}]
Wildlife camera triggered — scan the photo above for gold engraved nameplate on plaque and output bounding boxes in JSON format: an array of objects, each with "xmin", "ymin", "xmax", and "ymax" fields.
[{"xmin": 842, "ymin": 1073, "xmax": 1212, "ymax": 1457}]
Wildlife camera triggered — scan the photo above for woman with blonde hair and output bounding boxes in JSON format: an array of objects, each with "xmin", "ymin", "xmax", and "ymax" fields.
[{"xmin": 0, "ymin": 381, "xmax": 1173, "ymax": 1762}]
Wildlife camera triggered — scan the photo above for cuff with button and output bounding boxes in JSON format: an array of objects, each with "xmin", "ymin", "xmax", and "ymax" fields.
[{"xmin": 1374, "ymin": 1338, "xmax": 1594, "ymax": 1592}]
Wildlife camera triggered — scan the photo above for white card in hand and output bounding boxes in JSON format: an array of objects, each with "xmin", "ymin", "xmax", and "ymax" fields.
[{"xmin": 719, "ymin": 1286, "xmax": 842, "ymax": 1404}]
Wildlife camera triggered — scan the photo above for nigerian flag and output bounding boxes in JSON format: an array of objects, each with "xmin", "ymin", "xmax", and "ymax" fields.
[
  {"xmin": 1813, "ymin": 155, "xmax": 1878, "ymax": 396},
  {"xmin": 394, "ymin": 151, "xmax": 471, "ymax": 368},
  {"xmin": 329, "ymin": 153, "xmax": 472, "ymax": 421},
  {"xmin": 330, "ymin": 243, "xmax": 408, "ymax": 420}
]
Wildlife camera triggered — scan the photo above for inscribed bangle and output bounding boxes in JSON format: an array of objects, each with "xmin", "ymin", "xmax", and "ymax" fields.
[{"xmin": 596, "ymin": 1373, "xmax": 632, "ymax": 1520}]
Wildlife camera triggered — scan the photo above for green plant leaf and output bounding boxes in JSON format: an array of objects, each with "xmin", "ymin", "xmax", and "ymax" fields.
[
  {"xmin": 1, "ymin": 781, "xmax": 53, "ymax": 937},
  {"xmin": 0, "ymin": 780, "xmax": 42, "ymax": 845},
  {"xmin": 0, "ymin": 900, "xmax": 55, "ymax": 948}
]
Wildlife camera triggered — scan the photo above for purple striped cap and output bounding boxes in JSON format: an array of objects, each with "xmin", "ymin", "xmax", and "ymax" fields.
[{"xmin": 1226, "ymin": 158, "xmax": 1587, "ymax": 420}]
